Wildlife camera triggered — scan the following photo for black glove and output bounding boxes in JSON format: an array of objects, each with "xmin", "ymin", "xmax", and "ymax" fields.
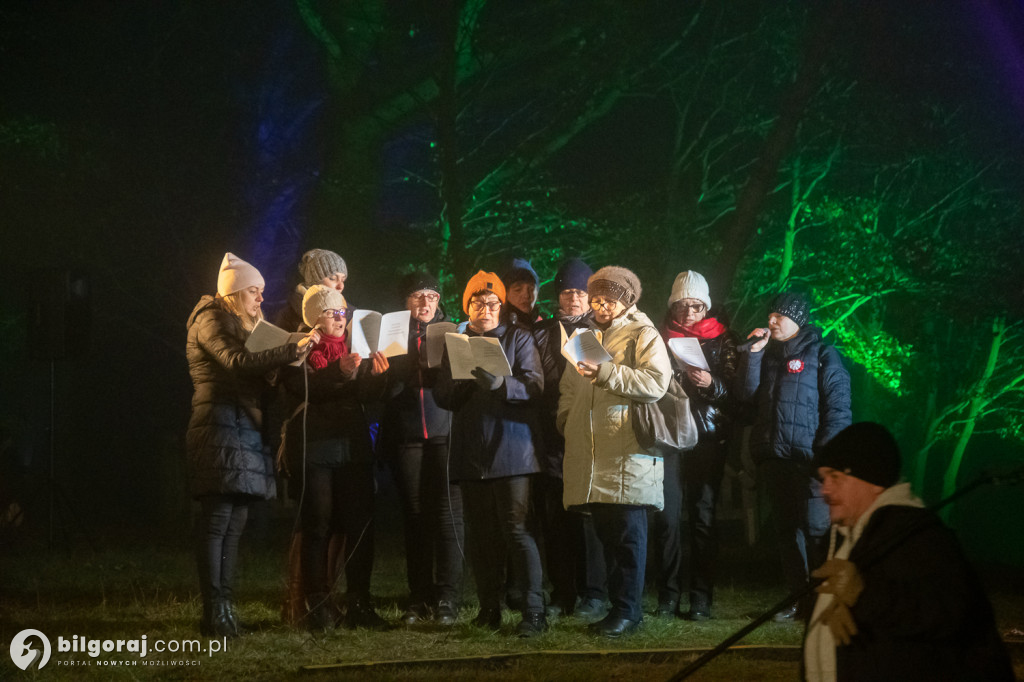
[{"xmin": 471, "ymin": 367, "xmax": 504, "ymax": 391}]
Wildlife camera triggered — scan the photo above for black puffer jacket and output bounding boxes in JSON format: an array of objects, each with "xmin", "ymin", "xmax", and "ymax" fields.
[
  {"xmin": 280, "ymin": 352, "xmax": 386, "ymax": 472},
  {"xmin": 185, "ymin": 296, "xmax": 299, "ymax": 499},
  {"xmin": 668, "ymin": 329, "xmax": 738, "ymax": 440},
  {"xmin": 379, "ymin": 310, "xmax": 452, "ymax": 450},
  {"xmin": 737, "ymin": 324, "xmax": 851, "ymax": 462},
  {"xmin": 434, "ymin": 322, "xmax": 544, "ymax": 481},
  {"xmin": 532, "ymin": 312, "xmax": 592, "ymax": 477}
]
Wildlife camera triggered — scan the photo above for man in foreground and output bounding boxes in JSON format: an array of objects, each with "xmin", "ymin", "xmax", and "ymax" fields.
[{"xmin": 804, "ymin": 421, "xmax": 1013, "ymax": 681}]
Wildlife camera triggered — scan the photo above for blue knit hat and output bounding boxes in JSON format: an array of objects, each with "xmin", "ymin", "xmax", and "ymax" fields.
[
  {"xmin": 553, "ymin": 258, "xmax": 593, "ymax": 293},
  {"xmin": 502, "ymin": 258, "xmax": 539, "ymax": 288}
]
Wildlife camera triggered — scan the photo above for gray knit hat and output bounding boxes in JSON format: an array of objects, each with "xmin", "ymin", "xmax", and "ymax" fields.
[
  {"xmin": 588, "ymin": 266, "xmax": 642, "ymax": 307},
  {"xmin": 298, "ymin": 249, "xmax": 347, "ymax": 287}
]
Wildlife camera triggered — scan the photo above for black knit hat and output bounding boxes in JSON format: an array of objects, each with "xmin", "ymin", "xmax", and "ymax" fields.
[
  {"xmin": 812, "ymin": 422, "xmax": 902, "ymax": 488},
  {"xmin": 399, "ymin": 270, "xmax": 441, "ymax": 299},
  {"xmin": 554, "ymin": 258, "xmax": 593, "ymax": 293},
  {"xmin": 769, "ymin": 290, "xmax": 811, "ymax": 327}
]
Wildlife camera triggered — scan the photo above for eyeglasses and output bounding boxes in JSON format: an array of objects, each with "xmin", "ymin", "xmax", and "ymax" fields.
[
  {"xmin": 322, "ymin": 309, "xmax": 346, "ymax": 321},
  {"xmin": 409, "ymin": 292, "xmax": 440, "ymax": 303},
  {"xmin": 675, "ymin": 302, "xmax": 707, "ymax": 313},
  {"xmin": 559, "ymin": 289, "xmax": 588, "ymax": 299},
  {"xmin": 590, "ymin": 298, "xmax": 620, "ymax": 311},
  {"xmin": 468, "ymin": 301, "xmax": 501, "ymax": 312}
]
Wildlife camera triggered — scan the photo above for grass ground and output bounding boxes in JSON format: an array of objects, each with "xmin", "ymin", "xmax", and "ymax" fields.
[{"xmin": 2, "ymin": 504, "xmax": 1022, "ymax": 681}]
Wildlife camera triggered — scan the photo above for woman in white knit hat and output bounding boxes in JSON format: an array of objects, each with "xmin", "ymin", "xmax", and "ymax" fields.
[
  {"xmin": 650, "ymin": 270, "xmax": 738, "ymax": 621},
  {"xmin": 185, "ymin": 253, "xmax": 319, "ymax": 638}
]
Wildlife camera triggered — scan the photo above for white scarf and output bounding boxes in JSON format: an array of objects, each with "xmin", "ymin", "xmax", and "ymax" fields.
[{"xmin": 803, "ymin": 483, "xmax": 924, "ymax": 682}]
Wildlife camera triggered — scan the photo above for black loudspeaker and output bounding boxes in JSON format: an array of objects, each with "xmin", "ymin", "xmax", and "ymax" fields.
[{"xmin": 29, "ymin": 269, "xmax": 91, "ymax": 361}]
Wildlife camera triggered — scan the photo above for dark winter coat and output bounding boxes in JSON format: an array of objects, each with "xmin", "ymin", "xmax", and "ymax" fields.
[
  {"xmin": 379, "ymin": 311, "xmax": 452, "ymax": 449},
  {"xmin": 279, "ymin": 350, "xmax": 386, "ymax": 471},
  {"xmin": 433, "ymin": 322, "xmax": 544, "ymax": 481},
  {"xmin": 812, "ymin": 502, "xmax": 1014, "ymax": 681},
  {"xmin": 736, "ymin": 324, "xmax": 851, "ymax": 463},
  {"xmin": 532, "ymin": 312, "xmax": 593, "ymax": 478},
  {"xmin": 185, "ymin": 296, "xmax": 299, "ymax": 499},
  {"xmin": 671, "ymin": 329, "xmax": 738, "ymax": 441}
]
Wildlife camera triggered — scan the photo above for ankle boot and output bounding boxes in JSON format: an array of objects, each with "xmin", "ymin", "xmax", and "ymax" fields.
[{"xmin": 210, "ymin": 602, "xmax": 238, "ymax": 638}]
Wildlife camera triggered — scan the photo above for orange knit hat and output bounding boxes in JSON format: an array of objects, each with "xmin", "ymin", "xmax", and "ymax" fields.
[{"xmin": 462, "ymin": 270, "xmax": 506, "ymax": 314}]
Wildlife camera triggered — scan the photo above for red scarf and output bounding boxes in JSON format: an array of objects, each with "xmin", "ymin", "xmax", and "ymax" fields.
[
  {"xmin": 664, "ymin": 316, "xmax": 726, "ymax": 340},
  {"xmin": 307, "ymin": 333, "xmax": 349, "ymax": 370}
]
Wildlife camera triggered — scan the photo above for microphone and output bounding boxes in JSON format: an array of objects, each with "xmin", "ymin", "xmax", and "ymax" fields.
[{"xmin": 737, "ymin": 331, "xmax": 769, "ymax": 352}]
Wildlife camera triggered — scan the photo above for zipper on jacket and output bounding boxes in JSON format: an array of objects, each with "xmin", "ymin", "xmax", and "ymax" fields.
[{"xmin": 417, "ymin": 336, "xmax": 428, "ymax": 439}]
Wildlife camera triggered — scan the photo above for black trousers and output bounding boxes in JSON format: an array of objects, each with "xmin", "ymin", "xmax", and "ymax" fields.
[
  {"xmin": 461, "ymin": 475, "xmax": 544, "ymax": 614},
  {"xmin": 195, "ymin": 495, "xmax": 249, "ymax": 608},
  {"xmin": 759, "ymin": 458, "xmax": 830, "ymax": 597},
  {"xmin": 534, "ymin": 475, "xmax": 593, "ymax": 608},
  {"xmin": 298, "ymin": 461, "xmax": 375, "ymax": 598},
  {"xmin": 651, "ymin": 438, "xmax": 728, "ymax": 610},
  {"xmin": 390, "ymin": 439, "xmax": 465, "ymax": 604},
  {"xmin": 590, "ymin": 503, "xmax": 648, "ymax": 622}
]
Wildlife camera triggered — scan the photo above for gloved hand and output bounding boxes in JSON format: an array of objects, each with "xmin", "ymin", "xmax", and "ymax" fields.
[
  {"xmin": 812, "ymin": 558, "xmax": 864, "ymax": 646},
  {"xmin": 471, "ymin": 367, "xmax": 504, "ymax": 391},
  {"xmin": 812, "ymin": 558, "xmax": 864, "ymax": 607},
  {"xmin": 819, "ymin": 600, "xmax": 858, "ymax": 645}
]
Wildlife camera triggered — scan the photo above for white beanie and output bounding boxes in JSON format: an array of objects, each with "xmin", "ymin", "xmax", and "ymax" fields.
[
  {"xmin": 217, "ymin": 252, "xmax": 265, "ymax": 296},
  {"xmin": 667, "ymin": 270, "xmax": 711, "ymax": 310},
  {"xmin": 301, "ymin": 284, "xmax": 347, "ymax": 327}
]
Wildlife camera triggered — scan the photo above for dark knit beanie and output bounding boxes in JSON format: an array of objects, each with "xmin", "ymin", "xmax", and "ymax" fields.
[
  {"xmin": 298, "ymin": 249, "xmax": 347, "ymax": 286},
  {"xmin": 588, "ymin": 266, "xmax": 642, "ymax": 307},
  {"xmin": 812, "ymin": 422, "xmax": 902, "ymax": 488},
  {"xmin": 554, "ymin": 258, "xmax": 593, "ymax": 293},
  {"xmin": 769, "ymin": 290, "xmax": 811, "ymax": 327},
  {"xmin": 399, "ymin": 270, "xmax": 440, "ymax": 299},
  {"xmin": 502, "ymin": 258, "xmax": 539, "ymax": 287}
]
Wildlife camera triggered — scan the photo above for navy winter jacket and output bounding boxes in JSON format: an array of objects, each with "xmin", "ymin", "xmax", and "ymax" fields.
[
  {"xmin": 736, "ymin": 324, "xmax": 851, "ymax": 462},
  {"xmin": 433, "ymin": 322, "xmax": 544, "ymax": 481}
]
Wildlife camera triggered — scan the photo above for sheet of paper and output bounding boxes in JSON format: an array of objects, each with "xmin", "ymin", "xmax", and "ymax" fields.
[
  {"xmin": 377, "ymin": 310, "xmax": 411, "ymax": 357},
  {"xmin": 426, "ymin": 322, "xmax": 458, "ymax": 367},
  {"xmin": 667, "ymin": 336, "xmax": 710, "ymax": 371},
  {"xmin": 469, "ymin": 336, "xmax": 513, "ymax": 377},
  {"xmin": 444, "ymin": 333, "xmax": 512, "ymax": 379},
  {"xmin": 562, "ymin": 329, "xmax": 612, "ymax": 366},
  {"xmin": 245, "ymin": 319, "xmax": 307, "ymax": 365},
  {"xmin": 349, "ymin": 310, "xmax": 381, "ymax": 357},
  {"xmin": 246, "ymin": 319, "xmax": 291, "ymax": 352}
]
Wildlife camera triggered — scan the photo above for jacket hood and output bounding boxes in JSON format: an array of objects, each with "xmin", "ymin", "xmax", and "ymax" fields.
[{"xmin": 187, "ymin": 295, "xmax": 220, "ymax": 330}]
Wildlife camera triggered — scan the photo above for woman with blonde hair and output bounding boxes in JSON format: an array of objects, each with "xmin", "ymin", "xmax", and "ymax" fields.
[{"xmin": 186, "ymin": 253, "xmax": 319, "ymax": 637}]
